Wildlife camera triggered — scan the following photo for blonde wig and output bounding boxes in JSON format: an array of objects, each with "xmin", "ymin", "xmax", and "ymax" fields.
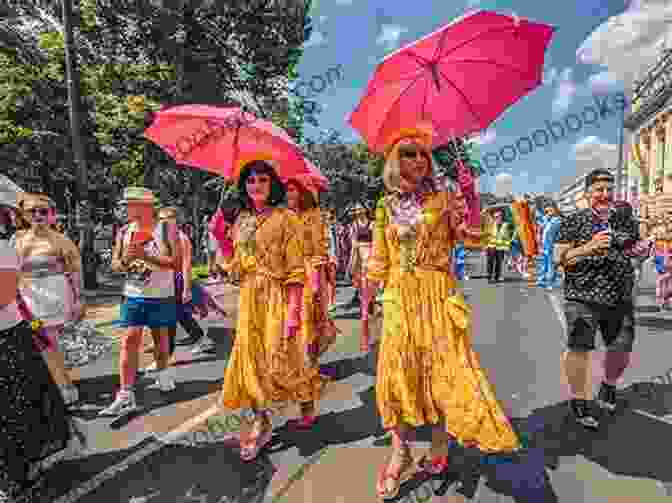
[{"xmin": 382, "ymin": 127, "xmax": 436, "ymax": 193}]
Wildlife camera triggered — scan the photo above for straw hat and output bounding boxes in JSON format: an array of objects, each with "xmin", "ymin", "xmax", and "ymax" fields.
[
  {"xmin": 122, "ymin": 186, "xmax": 156, "ymax": 204},
  {"xmin": 348, "ymin": 203, "xmax": 368, "ymax": 216}
]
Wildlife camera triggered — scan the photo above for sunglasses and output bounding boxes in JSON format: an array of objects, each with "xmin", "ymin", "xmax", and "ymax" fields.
[
  {"xmin": 26, "ymin": 207, "xmax": 49, "ymax": 216},
  {"xmin": 399, "ymin": 148, "xmax": 427, "ymax": 160},
  {"xmin": 247, "ymin": 175, "xmax": 271, "ymax": 184}
]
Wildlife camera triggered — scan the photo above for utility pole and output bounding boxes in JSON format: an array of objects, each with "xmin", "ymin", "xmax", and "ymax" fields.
[{"xmin": 61, "ymin": 0, "xmax": 97, "ymax": 289}]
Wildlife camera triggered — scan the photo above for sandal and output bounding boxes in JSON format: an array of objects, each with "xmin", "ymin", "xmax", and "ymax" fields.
[
  {"xmin": 239, "ymin": 416, "xmax": 273, "ymax": 462},
  {"xmin": 417, "ymin": 454, "xmax": 450, "ymax": 475},
  {"xmin": 286, "ymin": 415, "xmax": 318, "ymax": 430},
  {"xmin": 376, "ymin": 448, "xmax": 416, "ymax": 500}
]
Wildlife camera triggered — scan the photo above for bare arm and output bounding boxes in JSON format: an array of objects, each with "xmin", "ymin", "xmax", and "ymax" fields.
[{"xmin": 111, "ymin": 231, "xmax": 125, "ymax": 272}]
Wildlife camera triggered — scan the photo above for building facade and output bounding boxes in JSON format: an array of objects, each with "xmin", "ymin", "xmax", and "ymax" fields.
[
  {"xmin": 623, "ymin": 48, "xmax": 672, "ymax": 234},
  {"xmin": 556, "ymin": 173, "xmax": 588, "ymax": 214}
]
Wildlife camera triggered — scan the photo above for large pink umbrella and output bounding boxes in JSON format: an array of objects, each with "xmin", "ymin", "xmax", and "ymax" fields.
[
  {"xmin": 348, "ymin": 9, "xmax": 555, "ymax": 153},
  {"xmin": 282, "ymin": 159, "xmax": 329, "ymax": 192},
  {"xmin": 144, "ymin": 105, "xmax": 309, "ymax": 181}
]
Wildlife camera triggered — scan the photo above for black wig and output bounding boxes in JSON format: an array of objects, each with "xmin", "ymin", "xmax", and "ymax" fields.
[{"xmin": 237, "ymin": 160, "xmax": 286, "ymax": 209}]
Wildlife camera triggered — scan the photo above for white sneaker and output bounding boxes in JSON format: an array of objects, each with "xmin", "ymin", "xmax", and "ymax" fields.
[
  {"xmin": 143, "ymin": 361, "xmax": 158, "ymax": 373},
  {"xmin": 156, "ymin": 368, "xmax": 176, "ymax": 392},
  {"xmin": 60, "ymin": 385, "xmax": 79, "ymax": 405},
  {"xmin": 98, "ymin": 390, "xmax": 137, "ymax": 416}
]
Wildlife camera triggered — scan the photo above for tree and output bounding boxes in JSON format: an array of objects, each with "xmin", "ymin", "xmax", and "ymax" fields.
[{"xmin": 303, "ymin": 130, "xmax": 384, "ymax": 218}]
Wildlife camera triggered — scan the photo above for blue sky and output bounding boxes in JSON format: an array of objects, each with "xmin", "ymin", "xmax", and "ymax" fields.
[{"xmin": 293, "ymin": 0, "xmax": 631, "ymax": 195}]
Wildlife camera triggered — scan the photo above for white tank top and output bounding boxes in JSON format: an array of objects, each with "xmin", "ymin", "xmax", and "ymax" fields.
[
  {"xmin": 121, "ymin": 223, "xmax": 176, "ymax": 299},
  {"xmin": 0, "ymin": 239, "xmax": 21, "ymax": 331}
]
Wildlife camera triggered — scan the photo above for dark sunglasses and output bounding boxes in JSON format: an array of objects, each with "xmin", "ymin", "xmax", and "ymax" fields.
[
  {"xmin": 247, "ymin": 174, "xmax": 271, "ymax": 184},
  {"xmin": 26, "ymin": 207, "xmax": 49, "ymax": 216}
]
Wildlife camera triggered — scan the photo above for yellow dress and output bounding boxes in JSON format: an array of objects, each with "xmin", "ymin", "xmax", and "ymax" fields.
[
  {"xmin": 367, "ymin": 191, "xmax": 520, "ymax": 453},
  {"xmin": 298, "ymin": 208, "xmax": 338, "ymax": 355},
  {"xmin": 221, "ymin": 207, "xmax": 326, "ymax": 410}
]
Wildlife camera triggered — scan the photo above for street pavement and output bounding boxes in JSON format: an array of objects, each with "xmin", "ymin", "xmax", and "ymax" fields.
[{"xmin": 37, "ymin": 270, "xmax": 672, "ymax": 503}]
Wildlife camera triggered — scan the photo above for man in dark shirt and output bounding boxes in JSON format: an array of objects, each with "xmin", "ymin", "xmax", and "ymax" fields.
[{"xmin": 554, "ymin": 168, "xmax": 648, "ymax": 430}]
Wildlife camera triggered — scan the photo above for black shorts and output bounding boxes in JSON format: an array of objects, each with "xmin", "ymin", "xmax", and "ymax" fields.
[{"xmin": 564, "ymin": 300, "xmax": 635, "ymax": 352}]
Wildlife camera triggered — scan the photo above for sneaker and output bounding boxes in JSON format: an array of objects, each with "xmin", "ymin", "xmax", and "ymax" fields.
[
  {"xmin": 191, "ymin": 339, "xmax": 216, "ymax": 355},
  {"xmin": 569, "ymin": 399, "xmax": 600, "ymax": 430},
  {"xmin": 60, "ymin": 385, "xmax": 79, "ymax": 405},
  {"xmin": 98, "ymin": 390, "xmax": 137, "ymax": 417},
  {"xmin": 143, "ymin": 361, "xmax": 158, "ymax": 373},
  {"xmin": 156, "ymin": 369, "xmax": 176, "ymax": 392},
  {"xmin": 596, "ymin": 383, "xmax": 617, "ymax": 413}
]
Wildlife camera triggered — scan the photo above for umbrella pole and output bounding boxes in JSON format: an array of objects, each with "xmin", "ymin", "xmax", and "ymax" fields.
[{"xmin": 451, "ymin": 136, "xmax": 480, "ymax": 229}]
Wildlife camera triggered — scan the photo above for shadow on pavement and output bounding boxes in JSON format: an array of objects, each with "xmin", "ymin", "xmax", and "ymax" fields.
[
  {"xmin": 45, "ymin": 440, "xmax": 274, "ymax": 503},
  {"xmin": 72, "ymin": 375, "xmax": 223, "ymax": 423}
]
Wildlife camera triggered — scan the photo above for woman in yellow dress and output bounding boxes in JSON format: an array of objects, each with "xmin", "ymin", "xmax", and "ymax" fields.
[
  {"xmin": 286, "ymin": 178, "xmax": 339, "ymax": 387},
  {"xmin": 367, "ymin": 130, "xmax": 521, "ymax": 499},
  {"xmin": 219, "ymin": 161, "xmax": 326, "ymax": 461}
]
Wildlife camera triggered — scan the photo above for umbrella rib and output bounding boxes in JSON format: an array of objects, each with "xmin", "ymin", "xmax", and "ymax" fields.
[
  {"xmin": 435, "ymin": 66, "xmax": 484, "ymax": 129},
  {"xmin": 434, "ymin": 25, "xmax": 528, "ymax": 61},
  {"xmin": 373, "ymin": 76, "xmax": 430, "ymax": 147},
  {"xmin": 441, "ymin": 58, "xmax": 533, "ymax": 78},
  {"xmin": 365, "ymin": 67, "xmax": 428, "ymax": 95}
]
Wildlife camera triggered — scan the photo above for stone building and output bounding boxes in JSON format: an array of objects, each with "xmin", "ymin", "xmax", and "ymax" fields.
[{"xmin": 623, "ymin": 49, "xmax": 672, "ymax": 234}]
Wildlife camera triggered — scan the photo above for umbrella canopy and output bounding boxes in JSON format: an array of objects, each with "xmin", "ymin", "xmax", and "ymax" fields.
[
  {"xmin": 144, "ymin": 105, "xmax": 310, "ymax": 181},
  {"xmin": 349, "ymin": 9, "xmax": 555, "ymax": 153}
]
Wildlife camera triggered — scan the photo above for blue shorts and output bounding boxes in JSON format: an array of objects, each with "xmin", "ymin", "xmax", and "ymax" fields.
[{"xmin": 119, "ymin": 297, "xmax": 177, "ymax": 328}]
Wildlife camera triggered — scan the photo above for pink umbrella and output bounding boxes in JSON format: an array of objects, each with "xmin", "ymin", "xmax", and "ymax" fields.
[
  {"xmin": 144, "ymin": 105, "xmax": 310, "ymax": 181},
  {"xmin": 348, "ymin": 10, "xmax": 555, "ymax": 153},
  {"xmin": 282, "ymin": 159, "xmax": 329, "ymax": 192}
]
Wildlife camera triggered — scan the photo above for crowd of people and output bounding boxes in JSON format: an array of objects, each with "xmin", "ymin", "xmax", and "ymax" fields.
[{"xmin": 1, "ymin": 152, "xmax": 668, "ymax": 500}]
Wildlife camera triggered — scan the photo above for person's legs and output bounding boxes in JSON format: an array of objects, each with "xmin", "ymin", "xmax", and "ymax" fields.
[
  {"xmin": 377, "ymin": 424, "xmax": 415, "ymax": 499},
  {"xmin": 147, "ymin": 299, "xmax": 177, "ymax": 392},
  {"xmin": 494, "ymin": 250, "xmax": 505, "ymax": 281},
  {"xmin": 563, "ymin": 301, "xmax": 600, "ymax": 429},
  {"xmin": 486, "ymin": 248, "xmax": 496, "ymax": 281},
  {"xmin": 41, "ymin": 327, "xmax": 76, "ymax": 402},
  {"xmin": 596, "ymin": 303, "xmax": 635, "ymax": 412}
]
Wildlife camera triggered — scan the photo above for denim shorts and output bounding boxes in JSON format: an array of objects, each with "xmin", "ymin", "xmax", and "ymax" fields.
[
  {"xmin": 564, "ymin": 300, "xmax": 635, "ymax": 352},
  {"xmin": 119, "ymin": 297, "xmax": 177, "ymax": 328}
]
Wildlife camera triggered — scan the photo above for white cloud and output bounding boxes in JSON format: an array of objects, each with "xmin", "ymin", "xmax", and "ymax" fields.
[
  {"xmin": 302, "ymin": 30, "xmax": 326, "ymax": 49},
  {"xmin": 466, "ymin": 0, "xmax": 483, "ymax": 6},
  {"xmin": 471, "ymin": 128, "xmax": 496, "ymax": 145},
  {"xmin": 334, "ymin": 0, "xmax": 353, "ymax": 4},
  {"xmin": 552, "ymin": 68, "xmax": 578, "ymax": 117},
  {"xmin": 376, "ymin": 24, "xmax": 409, "ymax": 50},
  {"xmin": 576, "ymin": 2, "xmax": 672, "ymax": 84},
  {"xmin": 319, "ymin": 15, "xmax": 327, "ymax": 23}
]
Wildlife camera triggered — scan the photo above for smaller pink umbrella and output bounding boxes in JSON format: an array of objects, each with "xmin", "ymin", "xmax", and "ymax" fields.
[
  {"xmin": 144, "ymin": 105, "xmax": 310, "ymax": 181},
  {"xmin": 282, "ymin": 159, "xmax": 329, "ymax": 192}
]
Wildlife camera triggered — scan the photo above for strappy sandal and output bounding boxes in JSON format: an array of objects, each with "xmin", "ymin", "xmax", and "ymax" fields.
[
  {"xmin": 376, "ymin": 448, "xmax": 416, "ymax": 500},
  {"xmin": 417, "ymin": 454, "xmax": 450, "ymax": 476},
  {"xmin": 287, "ymin": 403, "xmax": 318, "ymax": 430},
  {"xmin": 239, "ymin": 416, "xmax": 273, "ymax": 462}
]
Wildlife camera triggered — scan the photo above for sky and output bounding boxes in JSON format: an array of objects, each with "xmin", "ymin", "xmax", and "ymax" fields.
[{"xmin": 292, "ymin": 0, "xmax": 634, "ymax": 196}]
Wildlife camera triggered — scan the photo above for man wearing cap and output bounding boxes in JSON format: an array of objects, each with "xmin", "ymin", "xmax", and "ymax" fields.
[
  {"xmin": 100, "ymin": 187, "xmax": 180, "ymax": 417},
  {"xmin": 555, "ymin": 169, "xmax": 655, "ymax": 430}
]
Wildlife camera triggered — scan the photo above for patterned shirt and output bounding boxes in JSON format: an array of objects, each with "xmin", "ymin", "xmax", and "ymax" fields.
[{"xmin": 556, "ymin": 208, "xmax": 639, "ymax": 306}]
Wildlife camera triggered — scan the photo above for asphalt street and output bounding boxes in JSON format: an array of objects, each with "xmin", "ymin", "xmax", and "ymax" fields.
[{"xmin": 39, "ymin": 274, "xmax": 672, "ymax": 503}]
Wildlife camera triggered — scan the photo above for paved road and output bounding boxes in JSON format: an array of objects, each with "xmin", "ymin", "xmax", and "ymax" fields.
[{"xmin": 40, "ymin": 277, "xmax": 672, "ymax": 502}]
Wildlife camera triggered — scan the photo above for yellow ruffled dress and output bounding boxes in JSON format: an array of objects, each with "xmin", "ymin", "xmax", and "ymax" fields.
[
  {"xmin": 220, "ymin": 208, "xmax": 326, "ymax": 410},
  {"xmin": 297, "ymin": 208, "xmax": 338, "ymax": 357},
  {"xmin": 368, "ymin": 191, "xmax": 520, "ymax": 453}
]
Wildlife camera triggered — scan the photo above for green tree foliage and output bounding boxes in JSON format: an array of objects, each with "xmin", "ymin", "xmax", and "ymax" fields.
[
  {"xmin": 303, "ymin": 130, "xmax": 384, "ymax": 218},
  {"xmin": 0, "ymin": 0, "xmax": 311, "ymax": 210},
  {"xmin": 432, "ymin": 137, "xmax": 487, "ymax": 180}
]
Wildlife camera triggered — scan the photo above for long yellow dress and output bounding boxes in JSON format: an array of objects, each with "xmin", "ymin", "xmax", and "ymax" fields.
[
  {"xmin": 298, "ymin": 208, "xmax": 338, "ymax": 357},
  {"xmin": 368, "ymin": 190, "xmax": 520, "ymax": 453},
  {"xmin": 221, "ymin": 207, "xmax": 326, "ymax": 410}
]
